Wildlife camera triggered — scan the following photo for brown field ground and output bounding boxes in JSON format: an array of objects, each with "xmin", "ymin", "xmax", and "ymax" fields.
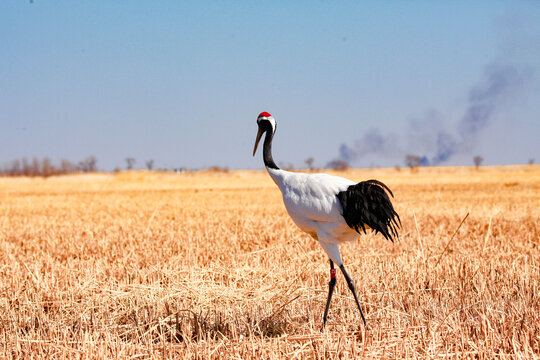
[{"xmin": 0, "ymin": 166, "xmax": 539, "ymax": 359}]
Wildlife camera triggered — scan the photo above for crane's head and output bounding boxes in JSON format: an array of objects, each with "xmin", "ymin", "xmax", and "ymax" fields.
[{"xmin": 253, "ymin": 111, "xmax": 276, "ymax": 156}]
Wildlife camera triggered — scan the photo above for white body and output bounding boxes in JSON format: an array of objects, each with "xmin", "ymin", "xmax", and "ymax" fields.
[{"xmin": 267, "ymin": 167, "xmax": 361, "ymax": 265}]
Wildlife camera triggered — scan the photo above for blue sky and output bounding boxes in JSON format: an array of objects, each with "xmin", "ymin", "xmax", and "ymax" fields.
[{"xmin": 1, "ymin": 1, "xmax": 539, "ymax": 170}]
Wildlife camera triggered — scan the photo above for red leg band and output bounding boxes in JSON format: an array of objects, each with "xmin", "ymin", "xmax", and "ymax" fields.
[{"xmin": 330, "ymin": 268, "xmax": 336, "ymax": 279}]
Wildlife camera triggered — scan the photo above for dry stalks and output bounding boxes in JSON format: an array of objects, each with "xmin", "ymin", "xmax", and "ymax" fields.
[{"xmin": 0, "ymin": 166, "xmax": 538, "ymax": 359}]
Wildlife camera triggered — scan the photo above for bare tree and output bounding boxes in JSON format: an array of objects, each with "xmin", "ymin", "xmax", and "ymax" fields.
[
  {"xmin": 78, "ymin": 159, "xmax": 87, "ymax": 172},
  {"xmin": 473, "ymin": 155, "xmax": 484, "ymax": 170},
  {"xmin": 405, "ymin": 154, "xmax": 421, "ymax": 172},
  {"xmin": 529, "ymin": 158, "xmax": 535, "ymax": 165},
  {"xmin": 125, "ymin": 157, "xmax": 136, "ymax": 170},
  {"xmin": 305, "ymin": 157, "xmax": 314, "ymax": 170},
  {"xmin": 10, "ymin": 159, "xmax": 21, "ymax": 176},
  {"xmin": 146, "ymin": 160, "xmax": 154, "ymax": 171},
  {"xmin": 327, "ymin": 159, "xmax": 349, "ymax": 171},
  {"xmin": 22, "ymin": 158, "xmax": 31, "ymax": 176},
  {"xmin": 60, "ymin": 160, "xmax": 74, "ymax": 174},
  {"xmin": 42, "ymin": 157, "xmax": 53, "ymax": 177},
  {"xmin": 87, "ymin": 156, "xmax": 97, "ymax": 172},
  {"xmin": 79, "ymin": 156, "xmax": 97, "ymax": 172},
  {"xmin": 31, "ymin": 157, "xmax": 40, "ymax": 177}
]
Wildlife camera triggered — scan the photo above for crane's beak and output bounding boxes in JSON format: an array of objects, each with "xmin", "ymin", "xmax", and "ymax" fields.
[{"xmin": 253, "ymin": 127, "xmax": 264, "ymax": 156}]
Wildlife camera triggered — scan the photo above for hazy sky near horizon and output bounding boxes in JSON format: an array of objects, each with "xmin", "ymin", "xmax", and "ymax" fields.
[{"xmin": 1, "ymin": 1, "xmax": 539, "ymax": 170}]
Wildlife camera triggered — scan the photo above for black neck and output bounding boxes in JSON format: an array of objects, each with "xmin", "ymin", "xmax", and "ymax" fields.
[{"xmin": 263, "ymin": 129, "xmax": 279, "ymax": 170}]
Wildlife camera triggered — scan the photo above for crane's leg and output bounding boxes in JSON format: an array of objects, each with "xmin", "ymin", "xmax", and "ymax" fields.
[
  {"xmin": 339, "ymin": 264, "xmax": 368, "ymax": 328},
  {"xmin": 322, "ymin": 260, "xmax": 337, "ymax": 326}
]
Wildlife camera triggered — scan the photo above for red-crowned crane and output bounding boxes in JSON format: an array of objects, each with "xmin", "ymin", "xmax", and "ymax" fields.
[{"xmin": 252, "ymin": 111, "xmax": 400, "ymax": 327}]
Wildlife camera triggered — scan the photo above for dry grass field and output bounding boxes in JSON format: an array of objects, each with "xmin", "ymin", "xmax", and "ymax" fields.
[{"xmin": 0, "ymin": 166, "xmax": 538, "ymax": 359}]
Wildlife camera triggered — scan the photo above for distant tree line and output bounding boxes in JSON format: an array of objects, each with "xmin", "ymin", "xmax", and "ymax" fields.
[
  {"xmin": 1, "ymin": 154, "xmax": 535, "ymax": 177},
  {"xmin": 326, "ymin": 154, "xmax": 535, "ymax": 173},
  {"xmin": 0, "ymin": 156, "xmax": 97, "ymax": 177}
]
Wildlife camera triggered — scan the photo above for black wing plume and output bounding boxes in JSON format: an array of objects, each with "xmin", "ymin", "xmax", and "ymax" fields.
[{"xmin": 337, "ymin": 179, "xmax": 401, "ymax": 242}]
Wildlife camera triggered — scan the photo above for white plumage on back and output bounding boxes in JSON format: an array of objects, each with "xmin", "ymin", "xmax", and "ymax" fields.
[
  {"xmin": 267, "ymin": 168, "xmax": 357, "ymax": 263},
  {"xmin": 268, "ymin": 169, "xmax": 353, "ymax": 223}
]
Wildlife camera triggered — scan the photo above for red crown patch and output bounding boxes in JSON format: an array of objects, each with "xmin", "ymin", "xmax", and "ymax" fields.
[{"xmin": 258, "ymin": 111, "xmax": 272, "ymax": 118}]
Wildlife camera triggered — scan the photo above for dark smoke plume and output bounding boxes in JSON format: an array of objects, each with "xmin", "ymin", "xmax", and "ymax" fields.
[
  {"xmin": 337, "ymin": 129, "xmax": 400, "ymax": 163},
  {"xmin": 431, "ymin": 131, "xmax": 457, "ymax": 165},
  {"xmin": 457, "ymin": 63, "xmax": 526, "ymax": 146},
  {"xmin": 333, "ymin": 62, "xmax": 530, "ymax": 166}
]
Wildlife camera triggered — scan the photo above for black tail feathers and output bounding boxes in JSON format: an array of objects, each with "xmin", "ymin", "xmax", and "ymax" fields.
[{"xmin": 337, "ymin": 179, "xmax": 401, "ymax": 242}]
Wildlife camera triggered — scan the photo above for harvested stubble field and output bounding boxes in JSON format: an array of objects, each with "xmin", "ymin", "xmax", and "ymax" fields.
[{"xmin": 0, "ymin": 166, "xmax": 538, "ymax": 359}]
